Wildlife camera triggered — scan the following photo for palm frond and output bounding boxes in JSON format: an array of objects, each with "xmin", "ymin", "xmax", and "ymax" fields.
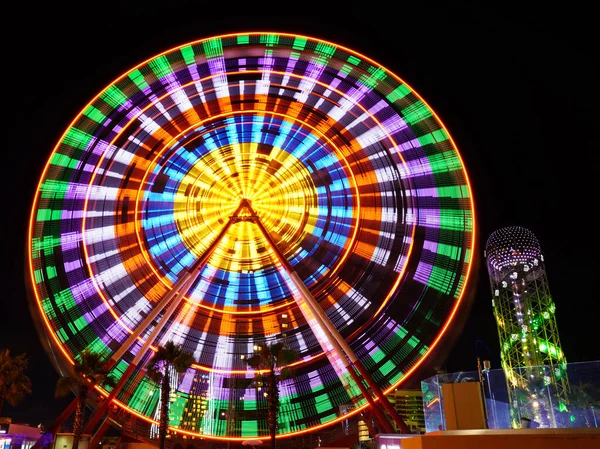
[
  {"xmin": 56, "ymin": 348, "xmax": 116, "ymax": 394},
  {"xmin": 55, "ymin": 376, "xmax": 76, "ymax": 398},
  {"xmin": 0, "ymin": 349, "xmax": 33, "ymax": 412}
]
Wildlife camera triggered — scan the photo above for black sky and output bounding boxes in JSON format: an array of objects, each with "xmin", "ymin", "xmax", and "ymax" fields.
[{"xmin": 2, "ymin": 2, "xmax": 597, "ymax": 426}]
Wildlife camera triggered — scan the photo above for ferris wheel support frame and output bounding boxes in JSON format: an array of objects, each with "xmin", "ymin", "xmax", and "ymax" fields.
[
  {"xmin": 83, "ymin": 202, "xmax": 248, "ymax": 438},
  {"xmin": 239, "ymin": 204, "xmax": 394, "ymax": 433},
  {"xmin": 249, "ymin": 200, "xmax": 410, "ymax": 434},
  {"xmin": 88, "ymin": 198, "xmax": 409, "ymax": 443},
  {"xmin": 30, "ymin": 396, "xmax": 78, "ymax": 449}
]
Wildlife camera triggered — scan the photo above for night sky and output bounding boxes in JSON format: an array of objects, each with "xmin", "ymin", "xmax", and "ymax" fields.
[{"xmin": 1, "ymin": 3, "xmax": 597, "ymax": 427}]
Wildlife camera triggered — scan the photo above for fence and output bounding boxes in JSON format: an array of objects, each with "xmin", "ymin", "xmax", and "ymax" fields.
[{"xmin": 421, "ymin": 360, "xmax": 600, "ymax": 432}]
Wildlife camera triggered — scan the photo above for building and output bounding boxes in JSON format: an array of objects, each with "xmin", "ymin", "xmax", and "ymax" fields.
[
  {"xmin": 179, "ymin": 373, "xmax": 210, "ymax": 433},
  {"xmin": 386, "ymin": 389, "xmax": 425, "ymax": 434},
  {"xmin": 485, "ymin": 226, "xmax": 570, "ymax": 428},
  {"xmin": 0, "ymin": 418, "xmax": 42, "ymax": 449}
]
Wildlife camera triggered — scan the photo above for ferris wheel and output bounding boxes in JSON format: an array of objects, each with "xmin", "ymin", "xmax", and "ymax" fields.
[{"xmin": 28, "ymin": 32, "xmax": 476, "ymax": 440}]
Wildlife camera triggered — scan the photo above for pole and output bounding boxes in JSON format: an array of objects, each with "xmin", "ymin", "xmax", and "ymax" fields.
[
  {"xmin": 546, "ymin": 384, "xmax": 556, "ymax": 428},
  {"xmin": 484, "ymin": 363, "xmax": 497, "ymax": 429},
  {"xmin": 477, "ymin": 357, "xmax": 489, "ymax": 429}
]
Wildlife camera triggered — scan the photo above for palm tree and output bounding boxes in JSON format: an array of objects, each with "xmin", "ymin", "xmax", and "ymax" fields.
[
  {"xmin": 245, "ymin": 342, "xmax": 299, "ymax": 449},
  {"xmin": 0, "ymin": 348, "xmax": 32, "ymax": 415},
  {"xmin": 146, "ymin": 341, "xmax": 195, "ymax": 449},
  {"xmin": 55, "ymin": 349, "xmax": 116, "ymax": 449},
  {"xmin": 568, "ymin": 381, "xmax": 600, "ymax": 427}
]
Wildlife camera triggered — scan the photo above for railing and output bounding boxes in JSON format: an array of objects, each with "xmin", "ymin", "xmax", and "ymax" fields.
[{"xmin": 421, "ymin": 360, "xmax": 600, "ymax": 432}]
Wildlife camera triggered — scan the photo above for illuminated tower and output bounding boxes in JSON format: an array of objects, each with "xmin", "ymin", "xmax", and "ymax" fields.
[{"xmin": 485, "ymin": 226, "xmax": 569, "ymax": 428}]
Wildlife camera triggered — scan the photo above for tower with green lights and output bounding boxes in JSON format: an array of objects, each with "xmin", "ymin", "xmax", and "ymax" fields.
[{"xmin": 485, "ymin": 226, "xmax": 569, "ymax": 428}]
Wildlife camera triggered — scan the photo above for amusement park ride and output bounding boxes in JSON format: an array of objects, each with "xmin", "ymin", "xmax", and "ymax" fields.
[{"xmin": 26, "ymin": 32, "xmax": 476, "ymax": 446}]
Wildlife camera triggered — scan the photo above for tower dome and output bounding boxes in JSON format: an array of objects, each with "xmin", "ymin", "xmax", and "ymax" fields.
[{"xmin": 485, "ymin": 226, "xmax": 542, "ymax": 272}]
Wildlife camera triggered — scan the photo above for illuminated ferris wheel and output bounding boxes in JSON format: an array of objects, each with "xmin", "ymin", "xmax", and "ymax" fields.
[{"xmin": 28, "ymin": 32, "xmax": 476, "ymax": 440}]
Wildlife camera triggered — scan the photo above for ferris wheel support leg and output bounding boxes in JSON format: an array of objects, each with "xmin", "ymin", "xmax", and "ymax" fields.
[
  {"xmin": 290, "ymin": 270, "xmax": 408, "ymax": 434},
  {"xmin": 88, "ymin": 415, "xmax": 113, "ymax": 449},
  {"xmin": 107, "ymin": 200, "xmax": 247, "ymax": 366},
  {"xmin": 250, "ymin": 209, "xmax": 403, "ymax": 434},
  {"xmin": 83, "ymin": 271, "xmax": 197, "ymax": 434},
  {"xmin": 107, "ymin": 258, "xmax": 202, "ymax": 366},
  {"xmin": 287, "ymin": 270, "xmax": 396, "ymax": 434},
  {"xmin": 353, "ymin": 359, "xmax": 411, "ymax": 434},
  {"xmin": 360, "ymin": 410, "xmax": 379, "ymax": 438},
  {"xmin": 31, "ymin": 396, "xmax": 78, "ymax": 449},
  {"xmin": 289, "ymin": 272, "xmax": 411, "ymax": 434},
  {"xmin": 84, "ymin": 208, "xmax": 243, "ymax": 434},
  {"xmin": 283, "ymin": 252, "xmax": 410, "ymax": 432}
]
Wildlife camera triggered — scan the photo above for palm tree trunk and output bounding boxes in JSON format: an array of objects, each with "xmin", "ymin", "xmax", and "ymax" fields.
[
  {"xmin": 72, "ymin": 385, "xmax": 88, "ymax": 449},
  {"xmin": 159, "ymin": 368, "xmax": 171, "ymax": 449},
  {"xmin": 267, "ymin": 372, "xmax": 278, "ymax": 449}
]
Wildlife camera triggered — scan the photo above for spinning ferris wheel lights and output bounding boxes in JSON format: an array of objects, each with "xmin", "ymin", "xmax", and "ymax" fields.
[{"xmin": 28, "ymin": 32, "xmax": 476, "ymax": 440}]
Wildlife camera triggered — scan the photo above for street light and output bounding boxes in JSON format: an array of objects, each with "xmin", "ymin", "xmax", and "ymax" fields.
[
  {"xmin": 482, "ymin": 359, "xmax": 497, "ymax": 428},
  {"xmin": 476, "ymin": 340, "xmax": 493, "ymax": 429}
]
